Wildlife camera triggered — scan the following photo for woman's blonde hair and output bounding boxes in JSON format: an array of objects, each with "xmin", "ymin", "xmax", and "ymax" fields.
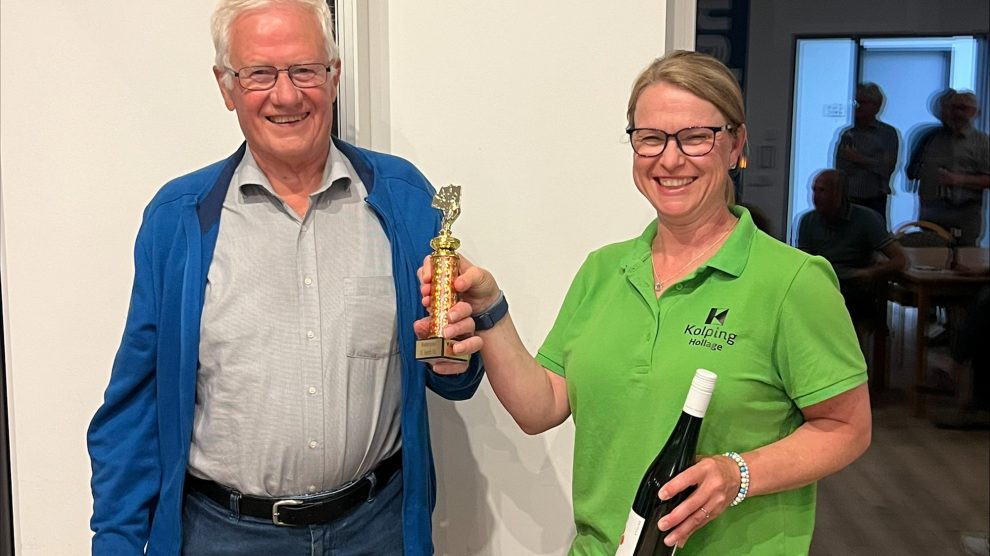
[{"xmin": 626, "ymin": 50, "xmax": 745, "ymax": 205}]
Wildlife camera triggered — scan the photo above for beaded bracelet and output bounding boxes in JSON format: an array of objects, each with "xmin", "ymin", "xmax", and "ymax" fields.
[{"xmin": 723, "ymin": 451, "xmax": 750, "ymax": 506}]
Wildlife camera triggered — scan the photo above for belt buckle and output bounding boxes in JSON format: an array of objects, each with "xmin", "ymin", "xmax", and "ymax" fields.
[
  {"xmin": 364, "ymin": 471, "xmax": 378, "ymax": 502},
  {"xmin": 272, "ymin": 499, "xmax": 303, "ymax": 526}
]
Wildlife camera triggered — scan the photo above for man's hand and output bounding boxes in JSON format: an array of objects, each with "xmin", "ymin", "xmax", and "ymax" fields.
[
  {"xmin": 838, "ymin": 145, "xmax": 869, "ymax": 166},
  {"xmin": 415, "ymin": 255, "xmax": 501, "ymax": 374}
]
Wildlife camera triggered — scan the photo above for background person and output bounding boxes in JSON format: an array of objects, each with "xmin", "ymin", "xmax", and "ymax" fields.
[
  {"xmin": 798, "ymin": 168, "xmax": 907, "ymax": 340},
  {"xmin": 907, "ymin": 90, "xmax": 990, "ymax": 246},
  {"xmin": 416, "ymin": 51, "xmax": 871, "ymax": 555},
  {"xmin": 86, "ymin": 1, "xmax": 484, "ymax": 554},
  {"xmin": 835, "ymin": 83, "xmax": 900, "ymax": 225}
]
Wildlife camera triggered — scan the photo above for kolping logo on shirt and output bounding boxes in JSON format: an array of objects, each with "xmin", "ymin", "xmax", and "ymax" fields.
[
  {"xmin": 683, "ymin": 307, "xmax": 737, "ymax": 351},
  {"xmin": 706, "ymin": 308, "xmax": 728, "ymax": 326}
]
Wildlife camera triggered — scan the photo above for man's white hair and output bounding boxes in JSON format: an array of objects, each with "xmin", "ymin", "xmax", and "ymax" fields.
[{"xmin": 211, "ymin": 0, "xmax": 338, "ymax": 89}]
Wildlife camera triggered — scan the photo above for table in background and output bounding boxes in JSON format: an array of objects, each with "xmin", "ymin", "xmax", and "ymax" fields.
[{"xmin": 886, "ymin": 248, "xmax": 990, "ymax": 416}]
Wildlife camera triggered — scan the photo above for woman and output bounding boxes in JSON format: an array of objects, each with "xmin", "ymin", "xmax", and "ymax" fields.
[{"xmin": 417, "ymin": 50, "xmax": 871, "ymax": 555}]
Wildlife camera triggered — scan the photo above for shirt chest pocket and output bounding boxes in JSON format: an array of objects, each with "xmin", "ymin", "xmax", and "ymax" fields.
[{"xmin": 343, "ymin": 276, "xmax": 399, "ymax": 359}]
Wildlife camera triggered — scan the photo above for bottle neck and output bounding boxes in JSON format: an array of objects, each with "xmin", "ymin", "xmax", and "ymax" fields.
[
  {"xmin": 682, "ymin": 385, "xmax": 713, "ymax": 418},
  {"xmin": 655, "ymin": 410, "xmax": 705, "ymax": 466}
]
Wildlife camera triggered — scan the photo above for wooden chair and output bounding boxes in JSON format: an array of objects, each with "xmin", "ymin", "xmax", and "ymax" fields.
[
  {"xmin": 889, "ymin": 221, "xmax": 954, "ymax": 310},
  {"xmin": 893, "ymin": 220, "xmax": 953, "ymax": 245},
  {"xmin": 893, "ymin": 220, "xmax": 954, "ymax": 270}
]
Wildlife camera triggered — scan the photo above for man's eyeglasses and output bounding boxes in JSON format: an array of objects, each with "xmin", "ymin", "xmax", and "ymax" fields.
[
  {"xmin": 226, "ymin": 63, "xmax": 333, "ymax": 91},
  {"xmin": 626, "ymin": 124, "xmax": 735, "ymax": 157}
]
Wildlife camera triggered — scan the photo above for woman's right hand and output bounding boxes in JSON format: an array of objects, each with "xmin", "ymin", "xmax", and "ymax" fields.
[
  {"xmin": 417, "ymin": 254, "xmax": 572, "ymax": 433},
  {"xmin": 414, "ymin": 255, "xmax": 502, "ymax": 373},
  {"xmin": 416, "ymin": 254, "xmax": 502, "ymax": 315}
]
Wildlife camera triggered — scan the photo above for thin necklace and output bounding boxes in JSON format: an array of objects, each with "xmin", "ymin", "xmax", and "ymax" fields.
[{"xmin": 653, "ymin": 225, "xmax": 734, "ymax": 293}]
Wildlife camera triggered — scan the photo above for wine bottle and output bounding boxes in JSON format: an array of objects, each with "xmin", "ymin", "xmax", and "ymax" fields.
[{"xmin": 615, "ymin": 368, "xmax": 717, "ymax": 556}]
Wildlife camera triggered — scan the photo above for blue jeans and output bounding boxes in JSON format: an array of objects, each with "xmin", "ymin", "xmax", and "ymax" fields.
[{"xmin": 181, "ymin": 470, "xmax": 403, "ymax": 555}]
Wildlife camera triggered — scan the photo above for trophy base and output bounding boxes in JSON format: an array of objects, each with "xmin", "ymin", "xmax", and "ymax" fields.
[{"xmin": 416, "ymin": 337, "xmax": 470, "ymax": 363}]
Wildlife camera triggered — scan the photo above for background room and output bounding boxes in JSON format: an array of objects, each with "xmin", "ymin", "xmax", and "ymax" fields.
[{"xmin": 2, "ymin": 0, "xmax": 988, "ymax": 554}]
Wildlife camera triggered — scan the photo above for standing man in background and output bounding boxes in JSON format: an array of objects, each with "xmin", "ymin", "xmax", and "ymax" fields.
[
  {"xmin": 835, "ymin": 83, "xmax": 900, "ymax": 226},
  {"xmin": 87, "ymin": 1, "xmax": 484, "ymax": 554},
  {"xmin": 907, "ymin": 90, "xmax": 990, "ymax": 246}
]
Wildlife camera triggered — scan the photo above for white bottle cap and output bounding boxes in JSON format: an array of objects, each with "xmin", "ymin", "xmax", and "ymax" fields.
[{"xmin": 683, "ymin": 368, "xmax": 717, "ymax": 418}]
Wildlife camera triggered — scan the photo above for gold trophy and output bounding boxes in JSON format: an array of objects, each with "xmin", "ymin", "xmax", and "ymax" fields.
[{"xmin": 416, "ymin": 185, "xmax": 471, "ymax": 363}]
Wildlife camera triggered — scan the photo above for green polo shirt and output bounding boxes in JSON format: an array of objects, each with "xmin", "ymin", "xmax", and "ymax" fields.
[{"xmin": 536, "ymin": 206, "xmax": 867, "ymax": 556}]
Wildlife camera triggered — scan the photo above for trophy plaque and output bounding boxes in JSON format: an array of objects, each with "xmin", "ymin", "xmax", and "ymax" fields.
[{"xmin": 416, "ymin": 185, "xmax": 471, "ymax": 363}]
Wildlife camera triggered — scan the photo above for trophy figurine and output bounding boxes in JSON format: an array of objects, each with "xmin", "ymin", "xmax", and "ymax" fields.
[{"xmin": 416, "ymin": 185, "xmax": 471, "ymax": 363}]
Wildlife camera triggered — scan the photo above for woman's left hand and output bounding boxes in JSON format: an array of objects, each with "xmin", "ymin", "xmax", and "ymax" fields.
[{"xmin": 655, "ymin": 454, "xmax": 741, "ymax": 548}]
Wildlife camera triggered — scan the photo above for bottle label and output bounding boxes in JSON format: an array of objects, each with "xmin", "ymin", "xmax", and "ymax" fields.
[{"xmin": 614, "ymin": 509, "xmax": 645, "ymax": 556}]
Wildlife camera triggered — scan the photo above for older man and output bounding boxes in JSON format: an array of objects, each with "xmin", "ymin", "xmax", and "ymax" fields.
[
  {"xmin": 835, "ymin": 83, "xmax": 900, "ymax": 225},
  {"xmin": 907, "ymin": 90, "xmax": 990, "ymax": 246},
  {"xmin": 87, "ymin": 1, "xmax": 484, "ymax": 554},
  {"xmin": 798, "ymin": 169, "xmax": 906, "ymax": 335}
]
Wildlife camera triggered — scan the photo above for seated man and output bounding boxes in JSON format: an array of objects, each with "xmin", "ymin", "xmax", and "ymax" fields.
[{"xmin": 798, "ymin": 169, "xmax": 907, "ymax": 337}]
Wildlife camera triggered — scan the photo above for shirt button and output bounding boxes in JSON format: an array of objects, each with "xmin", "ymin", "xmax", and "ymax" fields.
[
  {"xmin": 308, "ymin": 386, "xmax": 317, "ymax": 395},
  {"xmin": 304, "ymin": 277, "xmax": 313, "ymax": 286},
  {"xmin": 308, "ymin": 440, "xmax": 318, "ymax": 449},
  {"xmin": 306, "ymin": 330, "xmax": 315, "ymax": 339}
]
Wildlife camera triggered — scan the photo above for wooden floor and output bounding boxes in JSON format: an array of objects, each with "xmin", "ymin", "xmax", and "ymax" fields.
[{"xmin": 811, "ymin": 382, "xmax": 990, "ymax": 555}]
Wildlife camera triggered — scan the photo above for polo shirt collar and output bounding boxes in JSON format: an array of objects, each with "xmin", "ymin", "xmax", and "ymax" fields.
[
  {"xmin": 840, "ymin": 203, "xmax": 853, "ymax": 221},
  {"xmin": 619, "ymin": 204, "xmax": 756, "ymax": 280},
  {"xmin": 821, "ymin": 203, "xmax": 853, "ymax": 224},
  {"xmin": 618, "ymin": 220, "xmax": 658, "ymax": 275},
  {"xmin": 707, "ymin": 205, "xmax": 755, "ymax": 279}
]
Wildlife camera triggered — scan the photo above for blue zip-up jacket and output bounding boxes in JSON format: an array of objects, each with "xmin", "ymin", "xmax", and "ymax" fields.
[{"xmin": 87, "ymin": 140, "xmax": 484, "ymax": 555}]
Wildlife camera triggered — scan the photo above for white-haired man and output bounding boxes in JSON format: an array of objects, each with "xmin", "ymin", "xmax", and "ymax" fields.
[
  {"xmin": 87, "ymin": 1, "xmax": 484, "ymax": 554},
  {"xmin": 908, "ymin": 90, "xmax": 990, "ymax": 246}
]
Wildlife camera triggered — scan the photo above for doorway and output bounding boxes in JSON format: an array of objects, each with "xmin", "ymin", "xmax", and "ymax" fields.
[{"xmin": 788, "ymin": 35, "xmax": 988, "ymax": 245}]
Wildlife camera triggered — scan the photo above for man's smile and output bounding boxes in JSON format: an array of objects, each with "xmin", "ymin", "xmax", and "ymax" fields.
[{"xmin": 267, "ymin": 113, "xmax": 309, "ymax": 124}]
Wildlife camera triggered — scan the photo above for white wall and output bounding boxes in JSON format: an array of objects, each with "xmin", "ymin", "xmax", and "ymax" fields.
[
  {"xmin": 1, "ymin": 1, "xmax": 667, "ymax": 554},
  {"xmin": 0, "ymin": 1, "xmax": 245, "ymax": 552},
  {"xmin": 383, "ymin": 4, "xmax": 667, "ymax": 553}
]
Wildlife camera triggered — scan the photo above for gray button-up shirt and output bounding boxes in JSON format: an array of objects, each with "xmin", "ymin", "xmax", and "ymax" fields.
[
  {"xmin": 915, "ymin": 126, "xmax": 990, "ymax": 205},
  {"xmin": 188, "ymin": 142, "xmax": 401, "ymax": 497},
  {"xmin": 835, "ymin": 120, "xmax": 900, "ymax": 200}
]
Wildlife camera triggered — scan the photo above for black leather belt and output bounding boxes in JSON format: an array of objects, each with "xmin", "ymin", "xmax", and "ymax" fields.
[{"xmin": 185, "ymin": 449, "xmax": 401, "ymax": 526}]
